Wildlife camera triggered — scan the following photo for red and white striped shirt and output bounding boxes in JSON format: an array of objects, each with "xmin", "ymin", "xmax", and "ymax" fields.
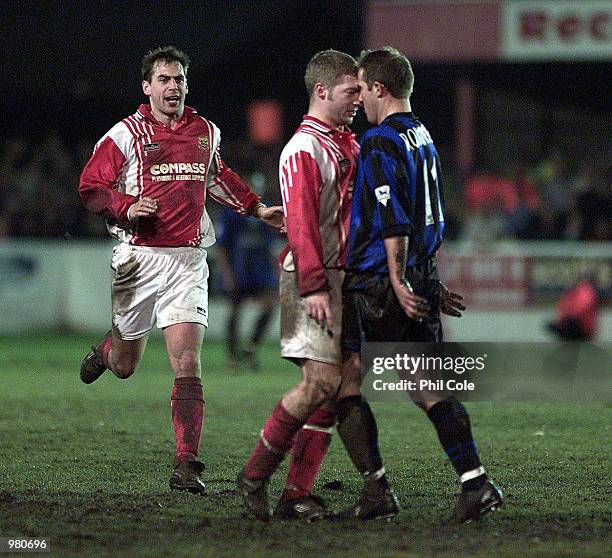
[
  {"xmin": 279, "ymin": 115, "xmax": 359, "ymax": 296},
  {"xmin": 79, "ymin": 104, "xmax": 259, "ymax": 247}
]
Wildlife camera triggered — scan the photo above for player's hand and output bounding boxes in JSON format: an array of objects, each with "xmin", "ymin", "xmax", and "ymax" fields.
[
  {"xmin": 439, "ymin": 282, "xmax": 465, "ymax": 317},
  {"xmin": 305, "ymin": 291, "xmax": 333, "ymax": 333},
  {"xmin": 392, "ymin": 279, "xmax": 430, "ymax": 321},
  {"xmin": 256, "ymin": 205, "xmax": 284, "ymax": 230},
  {"xmin": 127, "ymin": 197, "xmax": 158, "ymax": 221}
]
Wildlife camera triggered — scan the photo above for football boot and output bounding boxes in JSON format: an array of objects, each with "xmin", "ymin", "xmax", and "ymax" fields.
[
  {"xmin": 454, "ymin": 480, "xmax": 503, "ymax": 524},
  {"xmin": 169, "ymin": 456, "xmax": 206, "ymax": 494},
  {"xmin": 274, "ymin": 494, "xmax": 328, "ymax": 521},
  {"xmin": 236, "ymin": 469, "xmax": 272, "ymax": 520}
]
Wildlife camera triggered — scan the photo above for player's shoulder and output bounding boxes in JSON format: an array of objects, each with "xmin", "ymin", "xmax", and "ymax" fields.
[
  {"xmin": 360, "ymin": 123, "xmax": 404, "ymax": 155},
  {"xmin": 95, "ymin": 119, "xmax": 136, "ymax": 154},
  {"xmin": 280, "ymin": 129, "xmax": 324, "ymax": 162}
]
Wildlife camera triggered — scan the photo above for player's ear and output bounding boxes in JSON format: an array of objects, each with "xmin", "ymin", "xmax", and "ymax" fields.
[
  {"xmin": 314, "ymin": 82, "xmax": 327, "ymax": 101},
  {"xmin": 142, "ymin": 80, "xmax": 151, "ymax": 96},
  {"xmin": 373, "ymin": 81, "xmax": 385, "ymax": 98}
]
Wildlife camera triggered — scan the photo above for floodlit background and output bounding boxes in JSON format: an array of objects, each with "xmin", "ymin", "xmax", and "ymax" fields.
[{"xmin": 0, "ymin": 0, "xmax": 610, "ymax": 341}]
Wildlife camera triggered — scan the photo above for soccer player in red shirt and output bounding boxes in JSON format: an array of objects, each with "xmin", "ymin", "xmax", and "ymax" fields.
[
  {"xmin": 78, "ymin": 46, "xmax": 283, "ymax": 493},
  {"xmin": 236, "ymin": 50, "xmax": 362, "ymax": 520}
]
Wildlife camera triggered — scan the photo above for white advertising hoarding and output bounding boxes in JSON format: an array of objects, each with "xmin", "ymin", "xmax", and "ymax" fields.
[{"xmin": 502, "ymin": 0, "xmax": 611, "ymax": 61}]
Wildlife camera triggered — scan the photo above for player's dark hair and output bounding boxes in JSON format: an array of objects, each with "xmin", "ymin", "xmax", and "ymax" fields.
[
  {"xmin": 304, "ymin": 49, "xmax": 357, "ymax": 99},
  {"xmin": 141, "ymin": 46, "xmax": 191, "ymax": 83},
  {"xmin": 357, "ymin": 46, "xmax": 414, "ymax": 99}
]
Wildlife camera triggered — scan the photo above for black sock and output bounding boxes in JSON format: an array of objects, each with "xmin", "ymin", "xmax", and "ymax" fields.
[
  {"xmin": 336, "ymin": 396, "xmax": 388, "ymax": 488},
  {"xmin": 427, "ymin": 397, "xmax": 486, "ymax": 490},
  {"xmin": 227, "ymin": 302, "xmax": 240, "ymax": 359},
  {"xmin": 250, "ymin": 310, "xmax": 273, "ymax": 346}
]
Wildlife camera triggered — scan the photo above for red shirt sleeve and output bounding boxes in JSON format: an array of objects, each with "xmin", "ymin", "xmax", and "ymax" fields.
[
  {"xmin": 207, "ymin": 150, "xmax": 260, "ymax": 215},
  {"xmin": 280, "ymin": 151, "xmax": 327, "ymax": 296},
  {"xmin": 79, "ymin": 136, "xmax": 137, "ymax": 221}
]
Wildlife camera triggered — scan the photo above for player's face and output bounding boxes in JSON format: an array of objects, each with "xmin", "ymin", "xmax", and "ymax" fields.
[
  {"xmin": 142, "ymin": 60, "xmax": 188, "ymax": 120},
  {"xmin": 325, "ymin": 74, "xmax": 360, "ymax": 128},
  {"xmin": 357, "ymin": 68, "xmax": 379, "ymax": 124}
]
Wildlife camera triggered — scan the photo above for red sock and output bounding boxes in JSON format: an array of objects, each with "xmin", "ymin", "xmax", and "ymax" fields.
[
  {"xmin": 100, "ymin": 331, "xmax": 113, "ymax": 369},
  {"xmin": 282, "ymin": 407, "xmax": 335, "ymax": 500},
  {"xmin": 171, "ymin": 377, "xmax": 205, "ymax": 463},
  {"xmin": 243, "ymin": 401, "xmax": 304, "ymax": 480}
]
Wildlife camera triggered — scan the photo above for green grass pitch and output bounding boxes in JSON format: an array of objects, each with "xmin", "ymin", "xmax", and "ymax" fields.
[{"xmin": 0, "ymin": 334, "xmax": 610, "ymax": 557}]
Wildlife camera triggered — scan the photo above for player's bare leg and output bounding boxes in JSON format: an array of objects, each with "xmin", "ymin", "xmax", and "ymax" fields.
[
  {"xmin": 333, "ymin": 351, "xmax": 399, "ymax": 520},
  {"xmin": 238, "ymin": 360, "xmax": 341, "ymax": 520},
  {"xmin": 80, "ymin": 327, "xmax": 147, "ymax": 383},
  {"xmin": 164, "ymin": 322, "xmax": 206, "ymax": 494}
]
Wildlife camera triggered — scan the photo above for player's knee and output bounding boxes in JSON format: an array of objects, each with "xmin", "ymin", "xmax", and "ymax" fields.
[
  {"xmin": 172, "ymin": 352, "xmax": 201, "ymax": 377},
  {"xmin": 301, "ymin": 376, "xmax": 341, "ymax": 407},
  {"xmin": 112, "ymin": 361, "xmax": 137, "ymax": 379}
]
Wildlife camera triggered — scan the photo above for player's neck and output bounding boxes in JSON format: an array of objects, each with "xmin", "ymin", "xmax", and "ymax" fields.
[
  {"xmin": 377, "ymin": 98, "xmax": 411, "ymax": 125},
  {"xmin": 150, "ymin": 107, "xmax": 184, "ymax": 129},
  {"xmin": 307, "ymin": 107, "xmax": 341, "ymax": 131}
]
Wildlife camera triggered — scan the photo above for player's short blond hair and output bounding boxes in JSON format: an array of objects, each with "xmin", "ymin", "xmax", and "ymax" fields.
[
  {"xmin": 358, "ymin": 46, "xmax": 414, "ymax": 99},
  {"xmin": 304, "ymin": 50, "xmax": 357, "ymax": 99}
]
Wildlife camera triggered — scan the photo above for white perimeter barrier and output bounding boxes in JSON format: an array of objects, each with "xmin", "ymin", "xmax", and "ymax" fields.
[{"xmin": 0, "ymin": 240, "xmax": 609, "ymax": 342}]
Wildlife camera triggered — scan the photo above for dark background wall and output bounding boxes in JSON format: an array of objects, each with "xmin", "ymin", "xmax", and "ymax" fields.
[{"xmin": 2, "ymin": 0, "xmax": 363, "ymax": 141}]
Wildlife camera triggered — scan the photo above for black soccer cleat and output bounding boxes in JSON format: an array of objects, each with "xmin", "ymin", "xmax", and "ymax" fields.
[
  {"xmin": 454, "ymin": 480, "xmax": 503, "ymax": 524},
  {"xmin": 236, "ymin": 469, "xmax": 271, "ymax": 521},
  {"xmin": 274, "ymin": 494, "xmax": 328, "ymax": 521},
  {"xmin": 80, "ymin": 332, "xmax": 111, "ymax": 384},
  {"xmin": 333, "ymin": 482, "xmax": 400, "ymax": 521},
  {"xmin": 169, "ymin": 456, "xmax": 206, "ymax": 494}
]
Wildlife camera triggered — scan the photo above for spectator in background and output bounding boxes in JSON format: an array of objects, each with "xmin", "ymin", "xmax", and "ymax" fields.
[
  {"xmin": 572, "ymin": 161, "xmax": 612, "ymax": 242},
  {"xmin": 0, "ymin": 133, "xmax": 87, "ymax": 238},
  {"xmin": 547, "ymin": 276, "xmax": 600, "ymax": 341},
  {"xmin": 506, "ymin": 163, "xmax": 542, "ymax": 240},
  {"xmin": 215, "ymin": 170, "xmax": 279, "ymax": 370},
  {"xmin": 532, "ymin": 149, "xmax": 574, "ymax": 239},
  {"xmin": 461, "ymin": 167, "xmax": 512, "ymax": 242}
]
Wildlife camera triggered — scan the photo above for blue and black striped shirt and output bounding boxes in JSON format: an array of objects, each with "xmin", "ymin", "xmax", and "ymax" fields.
[{"xmin": 345, "ymin": 112, "xmax": 445, "ymax": 275}]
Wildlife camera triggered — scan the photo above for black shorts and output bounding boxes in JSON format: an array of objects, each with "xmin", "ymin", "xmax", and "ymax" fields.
[{"xmin": 342, "ymin": 258, "xmax": 443, "ymax": 353}]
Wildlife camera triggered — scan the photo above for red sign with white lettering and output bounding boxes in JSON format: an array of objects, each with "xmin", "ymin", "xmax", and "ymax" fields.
[{"xmin": 438, "ymin": 252, "xmax": 530, "ymax": 309}]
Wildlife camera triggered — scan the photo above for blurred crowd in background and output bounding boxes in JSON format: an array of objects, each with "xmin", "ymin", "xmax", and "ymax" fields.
[{"xmin": 1, "ymin": 129, "xmax": 609, "ymax": 242}]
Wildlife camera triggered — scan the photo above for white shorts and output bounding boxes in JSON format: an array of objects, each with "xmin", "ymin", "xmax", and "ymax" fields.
[
  {"xmin": 280, "ymin": 268, "xmax": 344, "ymax": 366},
  {"xmin": 110, "ymin": 244, "xmax": 209, "ymax": 340}
]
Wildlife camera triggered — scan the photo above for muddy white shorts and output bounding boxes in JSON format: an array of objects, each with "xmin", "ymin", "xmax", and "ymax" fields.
[
  {"xmin": 280, "ymin": 268, "xmax": 344, "ymax": 366},
  {"xmin": 110, "ymin": 244, "xmax": 209, "ymax": 340}
]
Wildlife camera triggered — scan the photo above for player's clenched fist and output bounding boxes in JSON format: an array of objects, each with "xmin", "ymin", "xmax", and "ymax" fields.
[{"xmin": 127, "ymin": 197, "xmax": 159, "ymax": 221}]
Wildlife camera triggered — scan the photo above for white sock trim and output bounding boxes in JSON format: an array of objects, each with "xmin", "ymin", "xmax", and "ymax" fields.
[
  {"xmin": 364, "ymin": 466, "xmax": 386, "ymax": 480},
  {"xmin": 302, "ymin": 424, "xmax": 334, "ymax": 434},
  {"xmin": 460, "ymin": 466, "xmax": 486, "ymax": 483},
  {"xmin": 259, "ymin": 430, "xmax": 284, "ymax": 455}
]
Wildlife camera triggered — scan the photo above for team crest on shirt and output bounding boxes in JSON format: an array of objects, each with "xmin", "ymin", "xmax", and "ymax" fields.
[
  {"xmin": 197, "ymin": 136, "xmax": 209, "ymax": 150},
  {"xmin": 375, "ymin": 185, "xmax": 391, "ymax": 207}
]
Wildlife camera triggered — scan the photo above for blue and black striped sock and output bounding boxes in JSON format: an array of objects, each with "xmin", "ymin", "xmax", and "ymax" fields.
[{"xmin": 427, "ymin": 397, "xmax": 487, "ymax": 491}]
